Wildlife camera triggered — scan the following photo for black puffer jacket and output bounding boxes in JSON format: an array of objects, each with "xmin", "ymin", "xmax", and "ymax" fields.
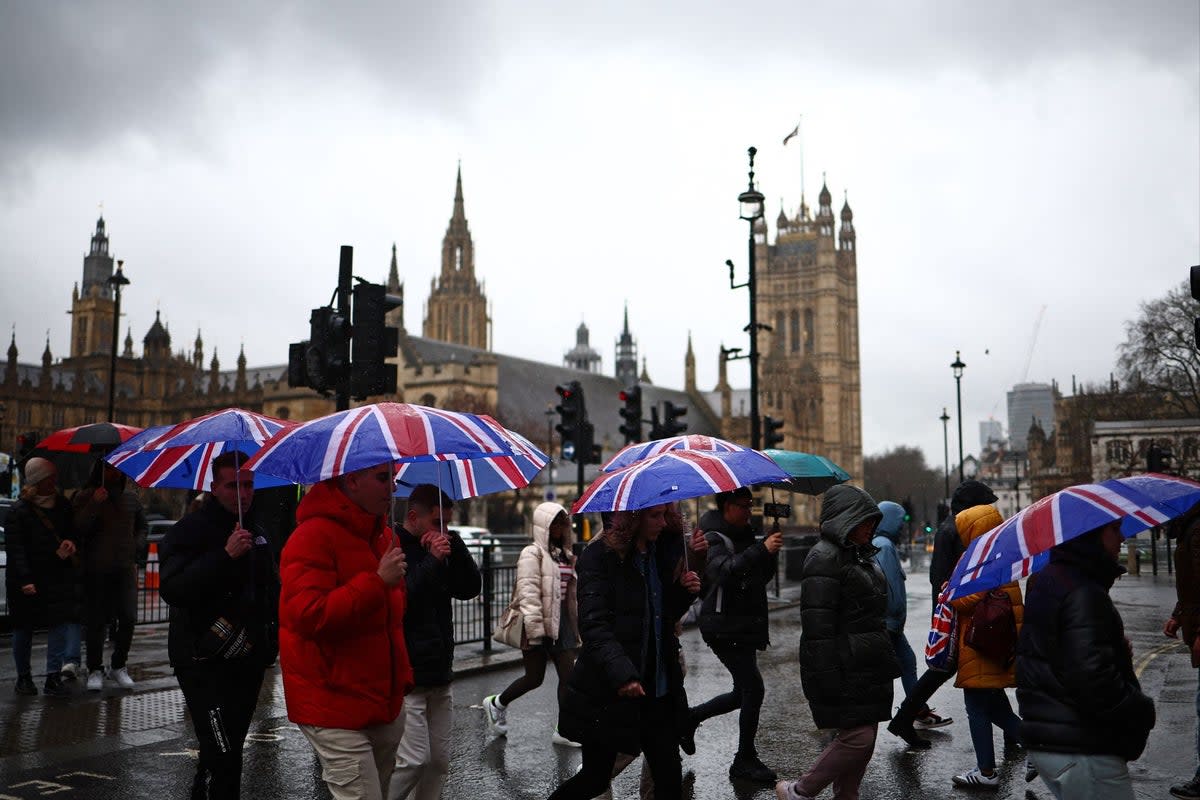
[
  {"xmin": 159, "ymin": 498, "xmax": 280, "ymax": 669},
  {"xmin": 929, "ymin": 480, "xmax": 998, "ymax": 590},
  {"xmin": 558, "ymin": 532, "xmax": 694, "ymax": 754},
  {"xmin": 4, "ymin": 495, "xmax": 80, "ymax": 627},
  {"xmin": 1016, "ymin": 534, "xmax": 1155, "ymax": 761},
  {"xmin": 398, "ymin": 527, "xmax": 482, "ymax": 686},
  {"xmin": 799, "ymin": 484, "xmax": 899, "ymax": 730},
  {"xmin": 697, "ymin": 508, "xmax": 776, "ymax": 649}
]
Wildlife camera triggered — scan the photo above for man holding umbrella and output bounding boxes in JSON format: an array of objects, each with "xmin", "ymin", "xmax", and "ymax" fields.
[{"xmin": 159, "ymin": 450, "xmax": 280, "ymax": 800}]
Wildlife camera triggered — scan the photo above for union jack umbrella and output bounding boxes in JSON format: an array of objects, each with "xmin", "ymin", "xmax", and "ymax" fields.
[
  {"xmin": 243, "ymin": 402, "xmax": 521, "ymax": 485},
  {"xmin": 393, "ymin": 422, "xmax": 548, "ymax": 500},
  {"xmin": 924, "ymin": 586, "xmax": 960, "ymax": 671},
  {"xmin": 601, "ymin": 434, "xmax": 748, "ymax": 473},
  {"xmin": 572, "ymin": 448, "xmax": 790, "ymax": 514},
  {"xmin": 945, "ymin": 472, "xmax": 1200, "ymax": 601},
  {"xmin": 105, "ymin": 408, "xmax": 296, "ymax": 491}
]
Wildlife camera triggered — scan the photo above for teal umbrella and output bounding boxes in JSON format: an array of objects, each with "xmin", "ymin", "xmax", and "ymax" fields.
[{"xmin": 761, "ymin": 449, "xmax": 851, "ymax": 495}]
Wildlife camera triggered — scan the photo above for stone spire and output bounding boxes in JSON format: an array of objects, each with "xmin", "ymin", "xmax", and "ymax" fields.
[
  {"xmin": 614, "ymin": 304, "xmax": 638, "ymax": 387},
  {"xmin": 639, "ymin": 356, "xmax": 651, "ymax": 385},
  {"xmin": 123, "ymin": 326, "xmax": 134, "ymax": 357},
  {"xmin": 684, "ymin": 331, "xmax": 696, "ymax": 392},
  {"xmin": 235, "ymin": 344, "xmax": 247, "ymax": 393},
  {"xmin": 209, "ymin": 349, "xmax": 221, "ymax": 394}
]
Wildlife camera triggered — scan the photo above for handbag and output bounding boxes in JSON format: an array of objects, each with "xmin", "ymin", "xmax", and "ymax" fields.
[
  {"xmin": 195, "ymin": 615, "xmax": 254, "ymax": 661},
  {"xmin": 492, "ymin": 593, "xmax": 526, "ymax": 649},
  {"xmin": 924, "ymin": 584, "xmax": 959, "ymax": 671},
  {"xmin": 964, "ymin": 589, "xmax": 1018, "ymax": 665}
]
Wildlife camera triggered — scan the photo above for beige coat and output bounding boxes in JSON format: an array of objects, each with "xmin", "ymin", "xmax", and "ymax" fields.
[{"xmin": 514, "ymin": 502, "xmax": 578, "ymax": 644}]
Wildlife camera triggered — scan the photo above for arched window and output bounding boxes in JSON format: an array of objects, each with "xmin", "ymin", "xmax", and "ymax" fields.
[
  {"xmin": 789, "ymin": 310, "xmax": 800, "ymax": 352},
  {"xmin": 421, "ymin": 393, "xmax": 437, "ymax": 408},
  {"xmin": 804, "ymin": 309, "xmax": 815, "ymax": 355}
]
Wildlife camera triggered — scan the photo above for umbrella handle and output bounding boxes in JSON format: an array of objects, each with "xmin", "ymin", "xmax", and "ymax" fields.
[{"xmin": 234, "ymin": 450, "xmax": 243, "ymax": 529}]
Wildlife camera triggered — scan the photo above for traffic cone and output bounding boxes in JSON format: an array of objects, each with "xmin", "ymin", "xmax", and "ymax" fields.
[{"xmin": 146, "ymin": 542, "xmax": 160, "ymax": 589}]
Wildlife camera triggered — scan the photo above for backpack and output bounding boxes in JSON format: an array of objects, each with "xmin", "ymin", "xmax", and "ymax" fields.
[
  {"xmin": 964, "ymin": 589, "xmax": 1018, "ymax": 665},
  {"xmin": 925, "ymin": 584, "xmax": 959, "ymax": 671}
]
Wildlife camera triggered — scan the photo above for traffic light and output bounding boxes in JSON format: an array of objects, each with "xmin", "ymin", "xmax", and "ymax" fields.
[
  {"xmin": 662, "ymin": 401, "xmax": 688, "ymax": 437},
  {"xmin": 15, "ymin": 432, "xmax": 36, "ymax": 460},
  {"xmin": 304, "ymin": 306, "xmax": 350, "ymax": 395},
  {"xmin": 555, "ymin": 381, "xmax": 585, "ymax": 462},
  {"xmin": 902, "ymin": 498, "xmax": 914, "ymax": 524},
  {"xmin": 288, "ymin": 341, "xmax": 310, "ymax": 389},
  {"xmin": 351, "ymin": 282, "xmax": 402, "ymax": 400},
  {"xmin": 618, "ymin": 386, "xmax": 643, "ymax": 445},
  {"xmin": 763, "ymin": 415, "xmax": 784, "ymax": 448}
]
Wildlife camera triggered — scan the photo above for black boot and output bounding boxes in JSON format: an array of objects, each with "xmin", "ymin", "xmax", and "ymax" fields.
[
  {"xmin": 44, "ymin": 673, "xmax": 71, "ymax": 697},
  {"xmin": 729, "ymin": 752, "xmax": 777, "ymax": 783},
  {"xmin": 14, "ymin": 674, "xmax": 37, "ymax": 696},
  {"xmin": 679, "ymin": 712, "xmax": 698, "ymax": 756},
  {"xmin": 887, "ymin": 703, "xmax": 931, "ymax": 750}
]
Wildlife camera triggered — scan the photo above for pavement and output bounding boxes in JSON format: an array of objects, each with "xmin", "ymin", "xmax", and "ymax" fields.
[{"xmin": 0, "ymin": 556, "xmax": 1193, "ymax": 799}]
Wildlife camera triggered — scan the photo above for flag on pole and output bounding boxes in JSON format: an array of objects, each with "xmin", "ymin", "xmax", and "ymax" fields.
[{"xmin": 783, "ymin": 119, "xmax": 802, "ymax": 146}]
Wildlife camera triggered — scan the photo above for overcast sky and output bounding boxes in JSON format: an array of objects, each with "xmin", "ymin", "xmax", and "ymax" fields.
[{"xmin": 2, "ymin": 1, "xmax": 1197, "ymax": 471}]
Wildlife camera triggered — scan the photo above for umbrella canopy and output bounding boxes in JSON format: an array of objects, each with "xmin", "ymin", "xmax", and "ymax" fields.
[
  {"xmin": 945, "ymin": 473, "xmax": 1200, "ymax": 601},
  {"xmin": 393, "ymin": 425, "xmax": 548, "ymax": 500},
  {"xmin": 243, "ymin": 402, "xmax": 522, "ymax": 485},
  {"xmin": 761, "ymin": 449, "xmax": 851, "ymax": 495},
  {"xmin": 572, "ymin": 449, "xmax": 790, "ymax": 514},
  {"xmin": 36, "ymin": 423, "xmax": 144, "ymax": 454},
  {"xmin": 601, "ymin": 434, "xmax": 748, "ymax": 473},
  {"xmin": 105, "ymin": 408, "xmax": 296, "ymax": 491}
]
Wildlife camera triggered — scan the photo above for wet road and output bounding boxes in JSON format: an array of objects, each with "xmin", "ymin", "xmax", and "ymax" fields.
[{"xmin": 0, "ymin": 557, "xmax": 1193, "ymax": 798}]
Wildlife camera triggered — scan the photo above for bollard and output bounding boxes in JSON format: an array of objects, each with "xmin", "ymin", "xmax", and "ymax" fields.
[{"xmin": 481, "ymin": 543, "xmax": 494, "ymax": 653}]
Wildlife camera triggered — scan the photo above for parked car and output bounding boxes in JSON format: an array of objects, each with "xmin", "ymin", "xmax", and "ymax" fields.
[{"xmin": 449, "ymin": 525, "xmax": 502, "ymax": 562}]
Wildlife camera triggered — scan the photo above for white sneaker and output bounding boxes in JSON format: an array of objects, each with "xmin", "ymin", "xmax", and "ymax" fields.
[
  {"xmin": 60, "ymin": 662, "xmax": 78, "ymax": 681},
  {"xmin": 552, "ymin": 727, "xmax": 581, "ymax": 747},
  {"xmin": 86, "ymin": 670, "xmax": 104, "ymax": 691},
  {"xmin": 774, "ymin": 781, "xmax": 816, "ymax": 800},
  {"xmin": 952, "ymin": 767, "xmax": 1000, "ymax": 789},
  {"xmin": 112, "ymin": 667, "xmax": 135, "ymax": 689},
  {"xmin": 483, "ymin": 694, "xmax": 508, "ymax": 735},
  {"xmin": 1024, "ymin": 758, "xmax": 1038, "ymax": 783}
]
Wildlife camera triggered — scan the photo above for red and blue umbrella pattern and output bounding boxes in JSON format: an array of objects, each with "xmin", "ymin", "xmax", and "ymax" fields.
[
  {"xmin": 945, "ymin": 472, "xmax": 1200, "ymax": 601},
  {"xmin": 572, "ymin": 448, "xmax": 790, "ymax": 514},
  {"xmin": 243, "ymin": 402, "xmax": 521, "ymax": 485},
  {"xmin": 393, "ymin": 422, "xmax": 548, "ymax": 500},
  {"xmin": 105, "ymin": 408, "xmax": 296, "ymax": 490},
  {"xmin": 601, "ymin": 434, "xmax": 748, "ymax": 473}
]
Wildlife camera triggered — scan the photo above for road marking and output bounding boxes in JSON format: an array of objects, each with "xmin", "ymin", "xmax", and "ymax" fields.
[{"xmin": 1134, "ymin": 639, "xmax": 1186, "ymax": 678}]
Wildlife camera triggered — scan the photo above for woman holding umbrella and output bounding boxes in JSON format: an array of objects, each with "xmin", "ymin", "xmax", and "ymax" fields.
[{"xmin": 548, "ymin": 504, "xmax": 702, "ymax": 800}]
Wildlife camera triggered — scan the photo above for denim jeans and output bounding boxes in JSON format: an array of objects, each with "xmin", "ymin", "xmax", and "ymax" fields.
[
  {"xmin": 888, "ymin": 629, "xmax": 918, "ymax": 699},
  {"xmin": 1028, "ymin": 750, "xmax": 1134, "ymax": 800},
  {"xmin": 63, "ymin": 622, "xmax": 82, "ymax": 665},
  {"xmin": 962, "ymin": 688, "xmax": 1022, "ymax": 772},
  {"xmin": 11, "ymin": 623, "xmax": 69, "ymax": 678}
]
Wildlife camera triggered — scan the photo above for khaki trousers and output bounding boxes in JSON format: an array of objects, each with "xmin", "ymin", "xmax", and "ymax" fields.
[
  {"xmin": 393, "ymin": 684, "xmax": 454, "ymax": 800},
  {"xmin": 300, "ymin": 714, "xmax": 406, "ymax": 800}
]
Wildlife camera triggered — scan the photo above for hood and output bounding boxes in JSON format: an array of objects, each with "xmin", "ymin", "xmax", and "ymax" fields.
[
  {"xmin": 819, "ymin": 484, "xmax": 883, "ymax": 547},
  {"xmin": 876, "ymin": 501, "xmax": 906, "ymax": 542},
  {"xmin": 296, "ymin": 480, "xmax": 387, "ymax": 542},
  {"xmin": 1050, "ymin": 524, "xmax": 1127, "ymax": 587},
  {"xmin": 531, "ymin": 501, "xmax": 572, "ymax": 552},
  {"xmin": 950, "ymin": 480, "xmax": 998, "ymax": 514},
  {"xmin": 955, "ymin": 504, "xmax": 1002, "ymax": 546},
  {"xmin": 698, "ymin": 507, "xmax": 754, "ymax": 539}
]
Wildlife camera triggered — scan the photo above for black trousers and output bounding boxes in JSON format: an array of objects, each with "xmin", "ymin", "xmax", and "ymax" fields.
[
  {"xmin": 85, "ymin": 566, "xmax": 137, "ymax": 672},
  {"xmin": 175, "ymin": 659, "xmax": 266, "ymax": 800},
  {"xmin": 548, "ymin": 695, "xmax": 682, "ymax": 800},
  {"xmin": 690, "ymin": 644, "xmax": 765, "ymax": 758}
]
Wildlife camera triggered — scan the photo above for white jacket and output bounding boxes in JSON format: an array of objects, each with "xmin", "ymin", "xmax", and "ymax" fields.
[{"xmin": 514, "ymin": 502, "xmax": 578, "ymax": 643}]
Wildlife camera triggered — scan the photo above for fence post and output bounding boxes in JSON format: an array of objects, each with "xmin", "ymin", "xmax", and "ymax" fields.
[{"xmin": 481, "ymin": 544, "xmax": 494, "ymax": 653}]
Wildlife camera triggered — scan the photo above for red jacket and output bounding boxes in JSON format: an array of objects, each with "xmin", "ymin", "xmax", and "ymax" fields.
[{"xmin": 279, "ymin": 481, "xmax": 413, "ymax": 729}]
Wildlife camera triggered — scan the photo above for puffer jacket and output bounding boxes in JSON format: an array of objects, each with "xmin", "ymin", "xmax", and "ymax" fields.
[
  {"xmin": 514, "ymin": 502, "xmax": 577, "ymax": 644},
  {"xmin": 799, "ymin": 484, "xmax": 899, "ymax": 730},
  {"xmin": 929, "ymin": 480, "xmax": 997, "ymax": 590},
  {"xmin": 872, "ymin": 501, "xmax": 907, "ymax": 633},
  {"xmin": 558, "ymin": 530, "xmax": 693, "ymax": 754},
  {"xmin": 951, "ymin": 505, "xmax": 1023, "ymax": 689},
  {"xmin": 4, "ymin": 494, "xmax": 80, "ymax": 627},
  {"xmin": 1017, "ymin": 533, "xmax": 1155, "ymax": 760},
  {"xmin": 159, "ymin": 497, "xmax": 279, "ymax": 669},
  {"xmin": 697, "ymin": 507, "xmax": 776, "ymax": 649},
  {"xmin": 278, "ymin": 481, "xmax": 413, "ymax": 730}
]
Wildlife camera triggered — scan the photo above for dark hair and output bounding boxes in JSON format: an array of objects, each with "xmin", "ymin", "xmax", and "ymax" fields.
[
  {"xmin": 211, "ymin": 450, "xmax": 252, "ymax": 478},
  {"xmin": 716, "ymin": 486, "xmax": 752, "ymax": 510},
  {"xmin": 605, "ymin": 504, "xmax": 681, "ymax": 553},
  {"xmin": 407, "ymin": 484, "xmax": 453, "ymax": 515}
]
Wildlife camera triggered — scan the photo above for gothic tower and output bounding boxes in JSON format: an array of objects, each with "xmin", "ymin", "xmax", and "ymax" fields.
[
  {"xmin": 614, "ymin": 305, "xmax": 638, "ymax": 387},
  {"xmin": 422, "ymin": 166, "xmax": 490, "ymax": 349},
  {"xmin": 564, "ymin": 322, "xmax": 602, "ymax": 373},
  {"xmin": 753, "ymin": 175, "xmax": 862, "ymax": 481},
  {"xmin": 69, "ymin": 217, "xmax": 116, "ymax": 357},
  {"xmin": 385, "ymin": 243, "xmax": 405, "ymax": 330}
]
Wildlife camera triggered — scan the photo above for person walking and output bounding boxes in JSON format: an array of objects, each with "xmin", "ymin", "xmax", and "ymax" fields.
[
  {"xmin": 1165, "ymin": 505, "xmax": 1200, "ymax": 800},
  {"xmin": 885, "ymin": 480, "xmax": 997, "ymax": 744},
  {"xmin": 279, "ymin": 462, "xmax": 413, "ymax": 800},
  {"xmin": 5, "ymin": 457, "xmax": 79, "ymax": 697},
  {"xmin": 1019, "ymin": 518, "xmax": 1156, "ymax": 799},
  {"xmin": 776, "ymin": 485, "xmax": 899, "ymax": 800},
  {"xmin": 73, "ymin": 461, "xmax": 147, "ymax": 691},
  {"xmin": 483, "ymin": 502, "xmax": 580, "ymax": 746},
  {"xmin": 683, "ymin": 486, "xmax": 780, "ymax": 783},
  {"xmin": 949, "ymin": 504, "xmax": 1033, "ymax": 790},
  {"xmin": 159, "ymin": 451, "xmax": 280, "ymax": 799},
  {"xmin": 393, "ymin": 485, "xmax": 482, "ymax": 800},
  {"xmin": 548, "ymin": 504, "xmax": 702, "ymax": 800}
]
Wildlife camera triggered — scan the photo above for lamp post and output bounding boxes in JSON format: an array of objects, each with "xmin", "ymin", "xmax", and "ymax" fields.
[
  {"xmin": 544, "ymin": 404, "xmax": 557, "ymax": 501},
  {"xmin": 940, "ymin": 407, "xmax": 951, "ymax": 499},
  {"xmin": 951, "ymin": 350, "xmax": 966, "ymax": 481},
  {"xmin": 106, "ymin": 260, "xmax": 130, "ymax": 421},
  {"xmin": 730, "ymin": 146, "xmax": 765, "ymax": 449}
]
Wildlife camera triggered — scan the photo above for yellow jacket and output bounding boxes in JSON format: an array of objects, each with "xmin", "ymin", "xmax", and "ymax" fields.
[{"xmin": 950, "ymin": 505, "xmax": 1023, "ymax": 689}]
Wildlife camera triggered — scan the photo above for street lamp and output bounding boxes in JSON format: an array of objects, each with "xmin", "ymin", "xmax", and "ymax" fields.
[
  {"xmin": 939, "ymin": 407, "xmax": 951, "ymax": 499},
  {"xmin": 106, "ymin": 260, "xmax": 130, "ymax": 421},
  {"xmin": 951, "ymin": 350, "xmax": 966, "ymax": 481},
  {"xmin": 731, "ymin": 146, "xmax": 765, "ymax": 449}
]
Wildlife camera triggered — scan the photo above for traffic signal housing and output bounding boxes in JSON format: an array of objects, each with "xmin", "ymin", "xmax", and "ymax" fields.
[
  {"xmin": 662, "ymin": 401, "xmax": 688, "ymax": 437},
  {"xmin": 556, "ymin": 381, "xmax": 585, "ymax": 461},
  {"xmin": 351, "ymin": 282, "xmax": 402, "ymax": 400},
  {"xmin": 618, "ymin": 386, "xmax": 643, "ymax": 445},
  {"xmin": 763, "ymin": 415, "xmax": 784, "ymax": 448},
  {"xmin": 304, "ymin": 306, "xmax": 350, "ymax": 395}
]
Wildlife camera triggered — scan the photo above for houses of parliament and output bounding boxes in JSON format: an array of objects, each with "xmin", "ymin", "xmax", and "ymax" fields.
[{"xmin": 0, "ymin": 167, "xmax": 863, "ymax": 507}]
